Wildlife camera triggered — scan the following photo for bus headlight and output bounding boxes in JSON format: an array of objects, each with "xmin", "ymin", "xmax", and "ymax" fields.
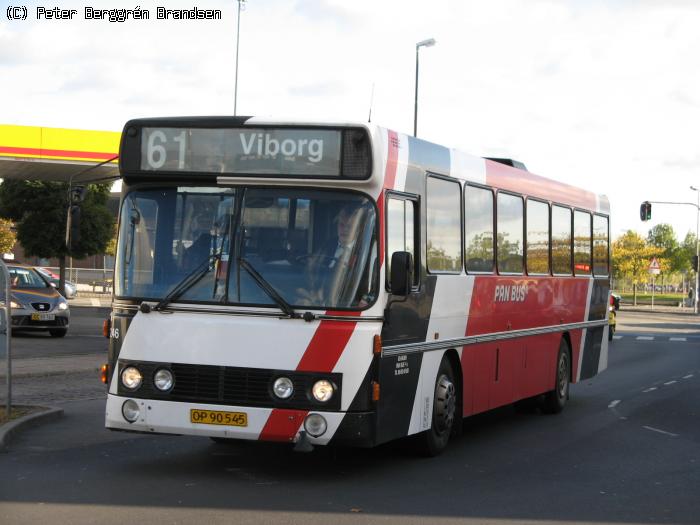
[
  {"xmin": 122, "ymin": 399, "xmax": 140, "ymax": 423},
  {"xmin": 273, "ymin": 377, "xmax": 294, "ymax": 399},
  {"xmin": 154, "ymin": 368, "xmax": 174, "ymax": 391},
  {"xmin": 304, "ymin": 413, "xmax": 327, "ymax": 437},
  {"xmin": 311, "ymin": 379, "xmax": 334, "ymax": 403},
  {"xmin": 121, "ymin": 366, "xmax": 143, "ymax": 390}
]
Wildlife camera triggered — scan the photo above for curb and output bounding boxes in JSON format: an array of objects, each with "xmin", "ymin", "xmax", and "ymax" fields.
[{"xmin": 0, "ymin": 405, "xmax": 64, "ymax": 452}]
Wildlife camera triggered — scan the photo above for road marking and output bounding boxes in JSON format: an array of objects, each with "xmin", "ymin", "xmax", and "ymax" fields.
[
  {"xmin": 669, "ymin": 337, "xmax": 687, "ymax": 342},
  {"xmin": 636, "ymin": 336, "xmax": 654, "ymax": 341},
  {"xmin": 664, "ymin": 380, "xmax": 678, "ymax": 386},
  {"xmin": 642, "ymin": 387, "xmax": 657, "ymax": 393},
  {"xmin": 683, "ymin": 374, "xmax": 694, "ymax": 379},
  {"xmin": 608, "ymin": 400, "xmax": 621, "ymax": 408},
  {"xmin": 613, "ymin": 335, "xmax": 623, "ymax": 340},
  {"xmin": 642, "ymin": 426, "xmax": 678, "ymax": 437}
]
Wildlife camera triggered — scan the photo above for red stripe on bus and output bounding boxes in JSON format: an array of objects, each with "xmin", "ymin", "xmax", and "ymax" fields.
[
  {"xmin": 0, "ymin": 145, "xmax": 117, "ymax": 161},
  {"xmin": 259, "ymin": 310, "xmax": 361, "ymax": 442},
  {"xmin": 484, "ymin": 160, "xmax": 597, "ymax": 211},
  {"xmin": 379, "ymin": 130, "xmax": 400, "ymax": 267},
  {"xmin": 258, "ymin": 409, "xmax": 308, "ymax": 442},
  {"xmin": 296, "ymin": 311, "xmax": 362, "ymax": 372}
]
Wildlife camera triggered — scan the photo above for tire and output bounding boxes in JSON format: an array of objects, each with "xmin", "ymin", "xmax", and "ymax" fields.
[
  {"xmin": 415, "ymin": 358, "xmax": 458, "ymax": 456},
  {"xmin": 49, "ymin": 329, "xmax": 67, "ymax": 338},
  {"xmin": 542, "ymin": 339, "xmax": 570, "ymax": 414}
]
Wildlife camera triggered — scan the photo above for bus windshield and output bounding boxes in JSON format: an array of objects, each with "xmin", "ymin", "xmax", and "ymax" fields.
[{"xmin": 115, "ymin": 186, "xmax": 378, "ymax": 310}]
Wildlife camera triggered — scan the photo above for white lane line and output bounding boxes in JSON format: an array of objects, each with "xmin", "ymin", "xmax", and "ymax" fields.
[
  {"xmin": 664, "ymin": 380, "xmax": 678, "ymax": 386},
  {"xmin": 669, "ymin": 337, "xmax": 687, "ymax": 342},
  {"xmin": 608, "ymin": 400, "xmax": 621, "ymax": 408},
  {"xmin": 683, "ymin": 374, "xmax": 694, "ymax": 379},
  {"xmin": 636, "ymin": 336, "xmax": 654, "ymax": 341},
  {"xmin": 642, "ymin": 387, "xmax": 658, "ymax": 393},
  {"xmin": 642, "ymin": 426, "xmax": 679, "ymax": 438},
  {"xmin": 613, "ymin": 335, "xmax": 623, "ymax": 340}
]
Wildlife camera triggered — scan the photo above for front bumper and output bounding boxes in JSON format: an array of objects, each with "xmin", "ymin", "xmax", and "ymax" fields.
[
  {"xmin": 106, "ymin": 394, "xmax": 345, "ymax": 445},
  {"xmin": 11, "ymin": 311, "xmax": 70, "ymax": 331}
]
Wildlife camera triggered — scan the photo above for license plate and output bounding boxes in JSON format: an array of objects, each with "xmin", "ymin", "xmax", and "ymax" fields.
[
  {"xmin": 190, "ymin": 409, "xmax": 248, "ymax": 427},
  {"xmin": 31, "ymin": 313, "xmax": 55, "ymax": 321}
]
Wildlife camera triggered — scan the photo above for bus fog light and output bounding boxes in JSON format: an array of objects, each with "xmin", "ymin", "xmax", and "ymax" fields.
[
  {"xmin": 122, "ymin": 399, "xmax": 140, "ymax": 423},
  {"xmin": 154, "ymin": 368, "xmax": 174, "ymax": 391},
  {"xmin": 273, "ymin": 377, "xmax": 294, "ymax": 399},
  {"xmin": 121, "ymin": 366, "xmax": 143, "ymax": 390},
  {"xmin": 304, "ymin": 413, "xmax": 327, "ymax": 437},
  {"xmin": 311, "ymin": 379, "xmax": 334, "ymax": 402}
]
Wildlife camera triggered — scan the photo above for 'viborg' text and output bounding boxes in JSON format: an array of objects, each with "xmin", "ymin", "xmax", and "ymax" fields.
[{"xmin": 240, "ymin": 133, "xmax": 325, "ymax": 163}]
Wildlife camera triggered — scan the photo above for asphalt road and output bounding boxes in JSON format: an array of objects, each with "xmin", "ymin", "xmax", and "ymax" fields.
[
  {"xmin": 10, "ymin": 306, "xmax": 109, "ymax": 358},
  {"xmin": 0, "ymin": 310, "xmax": 698, "ymax": 525}
]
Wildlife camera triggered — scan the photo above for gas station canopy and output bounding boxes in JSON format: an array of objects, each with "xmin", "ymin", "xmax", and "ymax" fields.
[{"xmin": 0, "ymin": 124, "xmax": 120, "ymax": 184}]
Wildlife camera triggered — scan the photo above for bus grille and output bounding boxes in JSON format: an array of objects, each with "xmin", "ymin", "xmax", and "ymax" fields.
[{"xmin": 117, "ymin": 360, "xmax": 342, "ymax": 411}]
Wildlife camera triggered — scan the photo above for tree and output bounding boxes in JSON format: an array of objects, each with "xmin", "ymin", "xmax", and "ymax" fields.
[
  {"xmin": 0, "ymin": 218, "xmax": 16, "ymax": 254},
  {"xmin": 0, "ymin": 179, "xmax": 114, "ymax": 291},
  {"xmin": 612, "ymin": 230, "xmax": 660, "ymax": 305},
  {"xmin": 646, "ymin": 223, "xmax": 680, "ymax": 278}
]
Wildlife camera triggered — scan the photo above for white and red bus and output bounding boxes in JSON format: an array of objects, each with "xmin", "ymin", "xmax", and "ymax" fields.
[{"xmin": 104, "ymin": 117, "xmax": 610, "ymax": 455}]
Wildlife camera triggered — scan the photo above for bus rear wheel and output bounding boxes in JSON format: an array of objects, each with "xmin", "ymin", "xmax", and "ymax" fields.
[
  {"xmin": 416, "ymin": 358, "xmax": 457, "ymax": 456},
  {"xmin": 542, "ymin": 339, "xmax": 570, "ymax": 414}
]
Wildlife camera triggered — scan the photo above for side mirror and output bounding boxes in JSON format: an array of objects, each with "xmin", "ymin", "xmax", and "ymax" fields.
[{"xmin": 390, "ymin": 251, "xmax": 413, "ymax": 296}]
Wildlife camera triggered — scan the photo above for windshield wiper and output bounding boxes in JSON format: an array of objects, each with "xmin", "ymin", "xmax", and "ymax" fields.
[
  {"xmin": 153, "ymin": 253, "xmax": 221, "ymax": 311},
  {"xmin": 238, "ymin": 257, "xmax": 299, "ymax": 318}
]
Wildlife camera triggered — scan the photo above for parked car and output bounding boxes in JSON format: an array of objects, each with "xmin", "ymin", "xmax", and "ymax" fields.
[
  {"xmin": 6, "ymin": 264, "xmax": 70, "ymax": 337},
  {"xmin": 36, "ymin": 267, "xmax": 78, "ymax": 299}
]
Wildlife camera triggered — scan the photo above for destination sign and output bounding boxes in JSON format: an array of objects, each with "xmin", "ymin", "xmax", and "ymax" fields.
[{"xmin": 139, "ymin": 127, "xmax": 343, "ymax": 177}]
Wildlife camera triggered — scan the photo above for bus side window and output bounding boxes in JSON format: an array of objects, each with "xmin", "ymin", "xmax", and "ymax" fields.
[
  {"xmin": 497, "ymin": 192, "xmax": 524, "ymax": 274},
  {"xmin": 526, "ymin": 199, "xmax": 550, "ymax": 275},
  {"xmin": 426, "ymin": 176, "xmax": 462, "ymax": 273},
  {"xmin": 386, "ymin": 195, "xmax": 418, "ymax": 289},
  {"xmin": 593, "ymin": 215, "xmax": 609, "ymax": 276},
  {"xmin": 552, "ymin": 205, "xmax": 572, "ymax": 275},
  {"xmin": 574, "ymin": 210, "xmax": 592, "ymax": 275},
  {"xmin": 465, "ymin": 185, "xmax": 495, "ymax": 273}
]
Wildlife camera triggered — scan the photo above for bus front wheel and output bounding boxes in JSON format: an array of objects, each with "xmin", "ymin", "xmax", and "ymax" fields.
[{"xmin": 416, "ymin": 358, "xmax": 457, "ymax": 456}]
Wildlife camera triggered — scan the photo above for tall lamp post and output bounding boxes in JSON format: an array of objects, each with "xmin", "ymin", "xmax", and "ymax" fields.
[
  {"xmin": 690, "ymin": 186, "xmax": 700, "ymax": 314},
  {"xmin": 234, "ymin": 0, "xmax": 247, "ymax": 116},
  {"xmin": 414, "ymin": 38, "xmax": 436, "ymax": 137}
]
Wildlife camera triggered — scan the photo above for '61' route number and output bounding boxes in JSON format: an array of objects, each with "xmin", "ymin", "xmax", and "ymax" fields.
[{"xmin": 146, "ymin": 130, "xmax": 186, "ymax": 170}]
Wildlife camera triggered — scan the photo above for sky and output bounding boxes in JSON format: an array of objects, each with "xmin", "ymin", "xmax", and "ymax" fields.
[{"xmin": 1, "ymin": 0, "xmax": 700, "ymax": 241}]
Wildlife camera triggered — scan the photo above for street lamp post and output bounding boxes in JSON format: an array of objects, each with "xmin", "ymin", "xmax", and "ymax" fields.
[
  {"xmin": 234, "ymin": 0, "xmax": 247, "ymax": 116},
  {"xmin": 691, "ymin": 186, "xmax": 700, "ymax": 314},
  {"xmin": 414, "ymin": 38, "xmax": 436, "ymax": 137}
]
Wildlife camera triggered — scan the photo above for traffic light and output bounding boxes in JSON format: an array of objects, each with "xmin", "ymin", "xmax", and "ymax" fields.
[
  {"xmin": 640, "ymin": 201, "xmax": 652, "ymax": 221},
  {"xmin": 693, "ymin": 255, "xmax": 699, "ymax": 272}
]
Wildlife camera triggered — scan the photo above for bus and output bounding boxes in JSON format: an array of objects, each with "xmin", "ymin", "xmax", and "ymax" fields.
[{"xmin": 104, "ymin": 117, "xmax": 610, "ymax": 455}]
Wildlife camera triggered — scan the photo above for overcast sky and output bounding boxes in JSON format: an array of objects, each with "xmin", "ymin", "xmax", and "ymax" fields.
[{"xmin": 2, "ymin": 0, "xmax": 699, "ymax": 241}]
